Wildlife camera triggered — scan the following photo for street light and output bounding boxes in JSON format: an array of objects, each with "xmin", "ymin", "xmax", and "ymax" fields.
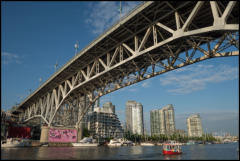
[
  {"xmin": 54, "ymin": 61, "xmax": 58, "ymax": 72},
  {"xmin": 74, "ymin": 41, "xmax": 79, "ymax": 56},
  {"xmin": 39, "ymin": 77, "xmax": 42, "ymax": 86},
  {"xmin": 119, "ymin": 1, "xmax": 122, "ymax": 19}
]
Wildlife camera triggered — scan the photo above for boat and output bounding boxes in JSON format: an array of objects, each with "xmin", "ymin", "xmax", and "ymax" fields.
[
  {"xmin": 41, "ymin": 143, "xmax": 49, "ymax": 147},
  {"xmin": 122, "ymin": 140, "xmax": 134, "ymax": 146},
  {"xmin": 118, "ymin": 138, "xmax": 134, "ymax": 146},
  {"xmin": 72, "ymin": 142, "xmax": 99, "ymax": 147},
  {"xmin": 162, "ymin": 141, "xmax": 182, "ymax": 155},
  {"xmin": 121, "ymin": 140, "xmax": 134, "ymax": 146},
  {"xmin": 186, "ymin": 140, "xmax": 195, "ymax": 145},
  {"xmin": 205, "ymin": 142, "xmax": 212, "ymax": 145},
  {"xmin": 72, "ymin": 137, "xmax": 99, "ymax": 147},
  {"xmin": 140, "ymin": 142, "xmax": 155, "ymax": 146},
  {"xmin": 1, "ymin": 138, "xmax": 31, "ymax": 148},
  {"xmin": 108, "ymin": 139, "xmax": 122, "ymax": 146},
  {"xmin": 157, "ymin": 143, "xmax": 163, "ymax": 146},
  {"xmin": 197, "ymin": 141, "xmax": 204, "ymax": 144}
]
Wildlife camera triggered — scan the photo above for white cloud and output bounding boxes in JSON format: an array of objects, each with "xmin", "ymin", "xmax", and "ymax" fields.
[
  {"xmin": 116, "ymin": 110, "xmax": 125, "ymax": 116},
  {"xmin": 100, "ymin": 96, "xmax": 112, "ymax": 105},
  {"xmin": 160, "ymin": 64, "xmax": 239, "ymax": 95},
  {"xmin": 128, "ymin": 88, "xmax": 138, "ymax": 92},
  {"xmin": 141, "ymin": 80, "xmax": 151, "ymax": 88},
  {"xmin": 2, "ymin": 52, "xmax": 22, "ymax": 65},
  {"xmin": 85, "ymin": 1, "xmax": 141, "ymax": 34},
  {"xmin": 124, "ymin": 76, "xmax": 151, "ymax": 92}
]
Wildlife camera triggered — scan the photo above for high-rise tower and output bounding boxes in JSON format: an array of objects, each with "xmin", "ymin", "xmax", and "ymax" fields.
[
  {"xmin": 187, "ymin": 114, "xmax": 203, "ymax": 137},
  {"xmin": 125, "ymin": 101, "xmax": 144, "ymax": 135},
  {"xmin": 150, "ymin": 104, "xmax": 176, "ymax": 136}
]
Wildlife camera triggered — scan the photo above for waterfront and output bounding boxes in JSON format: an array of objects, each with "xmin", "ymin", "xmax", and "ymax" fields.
[{"xmin": 1, "ymin": 143, "xmax": 238, "ymax": 160}]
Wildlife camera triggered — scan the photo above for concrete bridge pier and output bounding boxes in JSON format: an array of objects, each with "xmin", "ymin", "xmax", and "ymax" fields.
[
  {"xmin": 40, "ymin": 126, "xmax": 49, "ymax": 143},
  {"xmin": 77, "ymin": 124, "xmax": 83, "ymax": 142}
]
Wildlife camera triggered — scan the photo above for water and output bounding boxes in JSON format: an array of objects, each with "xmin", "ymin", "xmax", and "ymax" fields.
[{"xmin": 1, "ymin": 143, "xmax": 239, "ymax": 160}]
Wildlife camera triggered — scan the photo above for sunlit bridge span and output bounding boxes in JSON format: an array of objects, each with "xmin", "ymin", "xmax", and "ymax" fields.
[{"xmin": 14, "ymin": 1, "xmax": 238, "ymax": 129}]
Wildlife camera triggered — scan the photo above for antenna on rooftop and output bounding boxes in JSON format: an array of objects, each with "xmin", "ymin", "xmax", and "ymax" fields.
[{"xmin": 74, "ymin": 40, "xmax": 79, "ymax": 56}]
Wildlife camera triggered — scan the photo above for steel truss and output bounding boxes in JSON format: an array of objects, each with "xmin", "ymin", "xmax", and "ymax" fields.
[{"xmin": 18, "ymin": 1, "xmax": 239, "ymax": 128}]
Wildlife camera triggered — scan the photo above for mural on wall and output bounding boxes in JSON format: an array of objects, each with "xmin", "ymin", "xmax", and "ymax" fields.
[{"xmin": 48, "ymin": 128, "xmax": 77, "ymax": 142}]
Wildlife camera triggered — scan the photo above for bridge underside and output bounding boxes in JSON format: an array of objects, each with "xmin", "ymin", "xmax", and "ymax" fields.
[{"xmin": 14, "ymin": 1, "xmax": 239, "ymax": 128}]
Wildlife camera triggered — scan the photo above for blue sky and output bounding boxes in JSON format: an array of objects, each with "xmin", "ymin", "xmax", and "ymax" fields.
[{"xmin": 1, "ymin": 1, "xmax": 239, "ymax": 135}]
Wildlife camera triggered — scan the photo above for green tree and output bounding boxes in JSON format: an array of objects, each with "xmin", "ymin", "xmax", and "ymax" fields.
[{"xmin": 83, "ymin": 128, "xmax": 90, "ymax": 137}]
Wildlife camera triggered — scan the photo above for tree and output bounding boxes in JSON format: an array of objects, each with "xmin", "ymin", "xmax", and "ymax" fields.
[{"xmin": 83, "ymin": 128, "xmax": 90, "ymax": 137}]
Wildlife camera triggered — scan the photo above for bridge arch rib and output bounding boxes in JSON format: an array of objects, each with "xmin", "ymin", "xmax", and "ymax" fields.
[{"xmin": 17, "ymin": 1, "xmax": 238, "ymax": 127}]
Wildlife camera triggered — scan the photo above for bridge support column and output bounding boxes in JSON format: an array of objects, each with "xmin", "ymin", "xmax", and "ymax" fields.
[
  {"xmin": 77, "ymin": 124, "xmax": 83, "ymax": 142},
  {"xmin": 40, "ymin": 126, "xmax": 50, "ymax": 143}
]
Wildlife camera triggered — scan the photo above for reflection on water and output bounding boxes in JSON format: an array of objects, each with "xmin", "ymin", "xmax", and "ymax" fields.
[
  {"xmin": 1, "ymin": 143, "xmax": 239, "ymax": 160},
  {"xmin": 163, "ymin": 154, "xmax": 182, "ymax": 160},
  {"xmin": 37, "ymin": 147, "xmax": 76, "ymax": 160},
  {"xmin": 130, "ymin": 146, "xmax": 144, "ymax": 155}
]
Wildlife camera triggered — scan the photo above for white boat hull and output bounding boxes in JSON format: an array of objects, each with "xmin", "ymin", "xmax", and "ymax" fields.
[
  {"xmin": 140, "ymin": 143, "xmax": 155, "ymax": 146},
  {"xmin": 72, "ymin": 143, "xmax": 99, "ymax": 147},
  {"xmin": 108, "ymin": 143, "xmax": 122, "ymax": 146},
  {"xmin": 1, "ymin": 143, "xmax": 30, "ymax": 148}
]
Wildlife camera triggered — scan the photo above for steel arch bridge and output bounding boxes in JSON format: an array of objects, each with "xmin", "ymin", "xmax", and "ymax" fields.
[{"xmin": 14, "ymin": 1, "xmax": 239, "ymax": 128}]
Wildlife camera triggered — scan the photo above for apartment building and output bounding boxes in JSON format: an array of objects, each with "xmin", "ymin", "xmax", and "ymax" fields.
[
  {"xmin": 88, "ymin": 102, "xmax": 124, "ymax": 138},
  {"xmin": 125, "ymin": 101, "xmax": 144, "ymax": 135},
  {"xmin": 150, "ymin": 104, "xmax": 176, "ymax": 136},
  {"xmin": 187, "ymin": 114, "xmax": 203, "ymax": 137}
]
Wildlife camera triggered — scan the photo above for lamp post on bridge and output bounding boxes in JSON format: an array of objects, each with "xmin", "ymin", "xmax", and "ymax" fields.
[
  {"xmin": 54, "ymin": 61, "xmax": 58, "ymax": 73},
  {"xmin": 75, "ymin": 41, "xmax": 79, "ymax": 56},
  {"xmin": 39, "ymin": 77, "xmax": 42, "ymax": 86},
  {"xmin": 119, "ymin": 1, "xmax": 122, "ymax": 19}
]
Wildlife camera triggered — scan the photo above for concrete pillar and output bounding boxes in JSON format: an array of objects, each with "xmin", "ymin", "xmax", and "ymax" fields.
[
  {"xmin": 40, "ymin": 126, "xmax": 50, "ymax": 143},
  {"xmin": 77, "ymin": 124, "xmax": 83, "ymax": 142}
]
